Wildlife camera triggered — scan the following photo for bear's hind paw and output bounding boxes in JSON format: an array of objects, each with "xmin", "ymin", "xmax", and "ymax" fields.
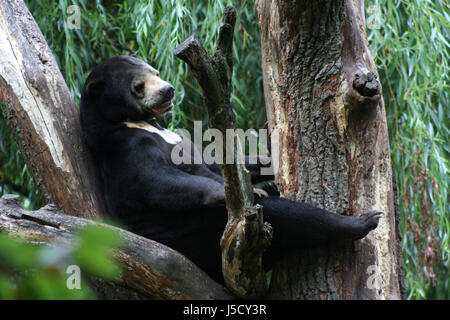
[{"xmin": 360, "ymin": 210, "xmax": 384, "ymax": 231}]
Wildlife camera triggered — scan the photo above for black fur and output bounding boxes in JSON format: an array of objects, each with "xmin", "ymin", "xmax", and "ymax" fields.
[{"xmin": 80, "ymin": 56, "xmax": 382, "ymax": 283}]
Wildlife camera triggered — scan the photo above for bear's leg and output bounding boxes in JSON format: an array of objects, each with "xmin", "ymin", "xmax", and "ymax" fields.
[
  {"xmin": 171, "ymin": 197, "xmax": 381, "ymax": 284},
  {"xmin": 255, "ymin": 196, "xmax": 382, "ymax": 249}
]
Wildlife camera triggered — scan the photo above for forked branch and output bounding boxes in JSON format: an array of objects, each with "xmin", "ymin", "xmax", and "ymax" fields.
[{"xmin": 174, "ymin": 6, "xmax": 272, "ymax": 299}]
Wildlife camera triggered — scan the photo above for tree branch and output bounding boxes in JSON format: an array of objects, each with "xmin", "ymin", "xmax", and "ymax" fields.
[
  {"xmin": 174, "ymin": 6, "xmax": 272, "ymax": 299},
  {"xmin": 0, "ymin": 194, "xmax": 232, "ymax": 300}
]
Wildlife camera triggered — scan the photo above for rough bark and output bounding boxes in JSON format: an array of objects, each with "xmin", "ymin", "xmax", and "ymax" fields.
[
  {"xmin": 0, "ymin": 194, "xmax": 232, "ymax": 300},
  {"xmin": 175, "ymin": 6, "xmax": 272, "ymax": 299},
  {"xmin": 0, "ymin": 0, "xmax": 101, "ymax": 219},
  {"xmin": 255, "ymin": 0, "xmax": 404, "ymax": 299}
]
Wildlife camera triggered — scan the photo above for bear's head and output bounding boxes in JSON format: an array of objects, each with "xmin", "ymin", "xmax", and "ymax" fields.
[{"xmin": 80, "ymin": 55, "xmax": 174, "ymax": 124}]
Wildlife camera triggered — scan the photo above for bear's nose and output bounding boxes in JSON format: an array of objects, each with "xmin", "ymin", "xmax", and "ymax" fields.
[{"xmin": 160, "ymin": 85, "xmax": 175, "ymax": 100}]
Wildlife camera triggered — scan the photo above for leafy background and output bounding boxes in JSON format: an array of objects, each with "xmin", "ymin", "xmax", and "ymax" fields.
[
  {"xmin": 0, "ymin": 224, "xmax": 123, "ymax": 299},
  {"xmin": 0, "ymin": 0, "xmax": 448, "ymax": 299}
]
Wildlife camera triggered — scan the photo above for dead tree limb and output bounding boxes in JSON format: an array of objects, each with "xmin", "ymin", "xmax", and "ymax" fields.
[
  {"xmin": 174, "ymin": 6, "xmax": 272, "ymax": 299},
  {"xmin": 0, "ymin": 0, "xmax": 101, "ymax": 219},
  {"xmin": 0, "ymin": 194, "xmax": 232, "ymax": 300}
]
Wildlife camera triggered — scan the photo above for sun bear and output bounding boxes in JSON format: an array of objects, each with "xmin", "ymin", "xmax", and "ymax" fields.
[{"xmin": 80, "ymin": 55, "xmax": 382, "ymax": 283}]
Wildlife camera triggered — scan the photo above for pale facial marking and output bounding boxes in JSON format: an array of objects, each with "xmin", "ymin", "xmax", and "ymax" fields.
[{"xmin": 132, "ymin": 64, "xmax": 172, "ymax": 110}]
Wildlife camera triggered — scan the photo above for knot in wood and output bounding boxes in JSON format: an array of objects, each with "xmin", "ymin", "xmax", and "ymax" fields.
[{"xmin": 353, "ymin": 71, "xmax": 379, "ymax": 97}]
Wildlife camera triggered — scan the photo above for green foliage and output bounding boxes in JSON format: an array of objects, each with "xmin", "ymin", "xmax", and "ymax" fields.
[
  {"xmin": 0, "ymin": 121, "xmax": 45, "ymax": 210},
  {"xmin": 0, "ymin": 0, "xmax": 447, "ymax": 299},
  {"xmin": 367, "ymin": 0, "xmax": 449, "ymax": 299},
  {"xmin": 0, "ymin": 225, "xmax": 123, "ymax": 299},
  {"xmin": 73, "ymin": 225, "xmax": 123, "ymax": 278}
]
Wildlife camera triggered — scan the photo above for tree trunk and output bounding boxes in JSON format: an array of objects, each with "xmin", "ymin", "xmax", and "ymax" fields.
[
  {"xmin": 256, "ymin": 0, "xmax": 405, "ymax": 299},
  {"xmin": 0, "ymin": 0, "xmax": 101, "ymax": 219}
]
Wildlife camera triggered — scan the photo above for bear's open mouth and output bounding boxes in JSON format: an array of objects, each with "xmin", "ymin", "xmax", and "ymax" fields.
[{"xmin": 151, "ymin": 100, "xmax": 173, "ymax": 115}]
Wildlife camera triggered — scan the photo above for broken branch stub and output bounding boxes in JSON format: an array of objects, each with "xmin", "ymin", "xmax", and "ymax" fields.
[{"xmin": 174, "ymin": 6, "xmax": 272, "ymax": 299}]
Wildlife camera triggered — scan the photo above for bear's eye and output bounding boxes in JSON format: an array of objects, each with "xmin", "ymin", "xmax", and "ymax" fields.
[{"xmin": 133, "ymin": 82, "xmax": 145, "ymax": 93}]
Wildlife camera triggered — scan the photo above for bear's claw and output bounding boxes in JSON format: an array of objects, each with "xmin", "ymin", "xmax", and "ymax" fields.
[
  {"xmin": 360, "ymin": 210, "xmax": 384, "ymax": 231},
  {"xmin": 253, "ymin": 187, "xmax": 269, "ymax": 198}
]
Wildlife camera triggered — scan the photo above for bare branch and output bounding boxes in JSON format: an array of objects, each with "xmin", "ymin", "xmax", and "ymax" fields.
[{"xmin": 175, "ymin": 6, "xmax": 272, "ymax": 299}]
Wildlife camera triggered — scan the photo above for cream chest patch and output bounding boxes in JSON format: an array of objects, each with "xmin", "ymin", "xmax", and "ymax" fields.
[{"xmin": 124, "ymin": 121, "xmax": 182, "ymax": 144}]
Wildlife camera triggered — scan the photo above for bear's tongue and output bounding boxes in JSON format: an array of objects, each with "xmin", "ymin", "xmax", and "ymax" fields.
[{"xmin": 153, "ymin": 100, "xmax": 173, "ymax": 115}]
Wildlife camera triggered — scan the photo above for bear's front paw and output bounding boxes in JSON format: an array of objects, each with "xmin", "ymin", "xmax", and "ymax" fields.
[
  {"xmin": 203, "ymin": 187, "xmax": 226, "ymax": 207},
  {"xmin": 253, "ymin": 187, "xmax": 269, "ymax": 198},
  {"xmin": 360, "ymin": 210, "xmax": 384, "ymax": 231}
]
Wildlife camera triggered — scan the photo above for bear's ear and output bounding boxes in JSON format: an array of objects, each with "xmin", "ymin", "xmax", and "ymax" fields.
[{"xmin": 85, "ymin": 79, "xmax": 105, "ymax": 97}]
